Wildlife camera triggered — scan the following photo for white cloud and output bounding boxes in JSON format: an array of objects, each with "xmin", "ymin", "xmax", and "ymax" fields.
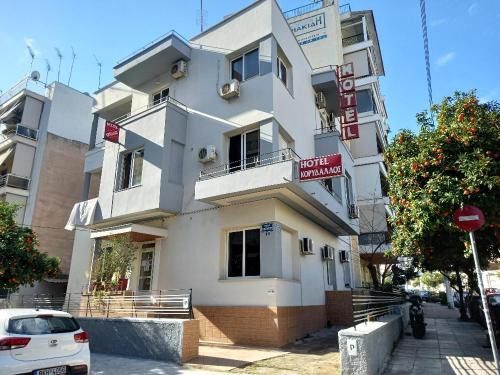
[
  {"xmin": 479, "ymin": 88, "xmax": 500, "ymax": 103},
  {"xmin": 431, "ymin": 18, "xmax": 447, "ymax": 27},
  {"xmin": 468, "ymin": 3, "xmax": 478, "ymax": 15},
  {"xmin": 436, "ymin": 52, "xmax": 456, "ymax": 67}
]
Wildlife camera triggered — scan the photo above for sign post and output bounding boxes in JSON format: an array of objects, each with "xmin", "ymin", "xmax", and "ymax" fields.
[{"xmin": 453, "ymin": 205, "xmax": 499, "ymax": 373}]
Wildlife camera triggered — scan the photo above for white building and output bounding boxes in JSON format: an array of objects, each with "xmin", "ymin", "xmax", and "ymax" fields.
[
  {"xmin": 0, "ymin": 77, "xmax": 93, "ymax": 295},
  {"xmin": 66, "ymin": 0, "xmax": 391, "ymax": 346}
]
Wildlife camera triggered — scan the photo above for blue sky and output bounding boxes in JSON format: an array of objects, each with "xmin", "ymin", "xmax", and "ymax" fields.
[{"xmin": 1, "ymin": 0, "xmax": 499, "ymax": 135}]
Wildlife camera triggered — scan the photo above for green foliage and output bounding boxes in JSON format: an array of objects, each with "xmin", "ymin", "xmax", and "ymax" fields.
[
  {"xmin": 420, "ymin": 271, "xmax": 444, "ymax": 290},
  {"xmin": 0, "ymin": 202, "xmax": 60, "ymax": 291},
  {"xmin": 385, "ymin": 91, "xmax": 500, "ymax": 275},
  {"xmin": 92, "ymin": 234, "xmax": 137, "ymax": 291}
]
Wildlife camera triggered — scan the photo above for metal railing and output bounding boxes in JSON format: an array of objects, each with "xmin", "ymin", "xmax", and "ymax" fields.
[
  {"xmin": 5, "ymin": 289, "xmax": 194, "ymax": 320},
  {"xmin": 342, "ymin": 33, "xmax": 365, "ymax": 47},
  {"xmin": 0, "ymin": 76, "xmax": 46, "ymax": 107},
  {"xmin": 283, "ymin": 1, "xmax": 331, "ymax": 19},
  {"xmin": 0, "ymin": 173, "xmax": 30, "ymax": 190},
  {"xmin": 199, "ymin": 148, "xmax": 299, "ymax": 181},
  {"xmin": 339, "ymin": 3, "xmax": 351, "ymax": 13},
  {"xmin": 352, "ymin": 289, "xmax": 406, "ymax": 325},
  {"xmin": 1, "ymin": 124, "xmax": 38, "ymax": 142},
  {"xmin": 112, "ymin": 96, "xmax": 188, "ymax": 124}
]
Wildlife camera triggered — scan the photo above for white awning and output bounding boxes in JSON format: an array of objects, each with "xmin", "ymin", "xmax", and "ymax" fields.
[
  {"xmin": 0, "ymin": 101, "xmax": 22, "ymax": 123},
  {"xmin": 65, "ymin": 198, "xmax": 99, "ymax": 231},
  {"xmin": 0, "ymin": 146, "xmax": 14, "ymax": 166},
  {"xmin": 90, "ymin": 223, "xmax": 168, "ymax": 241}
]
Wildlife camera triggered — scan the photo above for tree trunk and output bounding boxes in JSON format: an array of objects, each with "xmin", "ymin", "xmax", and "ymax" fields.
[
  {"xmin": 456, "ymin": 269, "xmax": 468, "ymax": 321},
  {"xmin": 367, "ymin": 263, "xmax": 380, "ymax": 289}
]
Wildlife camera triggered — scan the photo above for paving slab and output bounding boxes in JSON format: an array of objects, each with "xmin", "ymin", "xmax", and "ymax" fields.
[{"xmin": 383, "ymin": 303, "xmax": 499, "ymax": 375}]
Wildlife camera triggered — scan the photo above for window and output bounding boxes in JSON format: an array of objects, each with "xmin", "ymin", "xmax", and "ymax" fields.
[
  {"xmin": 345, "ymin": 172, "xmax": 354, "ymax": 206},
  {"xmin": 152, "ymin": 88, "xmax": 170, "ymax": 105},
  {"xmin": 277, "ymin": 57, "xmax": 288, "ymax": 86},
  {"xmin": 8, "ymin": 316, "xmax": 80, "ymax": 335},
  {"xmin": 231, "ymin": 48, "xmax": 259, "ymax": 81},
  {"xmin": 119, "ymin": 148, "xmax": 144, "ymax": 190},
  {"xmin": 356, "ymin": 89, "xmax": 375, "ymax": 113},
  {"xmin": 227, "ymin": 228, "xmax": 260, "ymax": 277},
  {"xmin": 228, "ymin": 129, "xmax": 260, "ymax": 171}
]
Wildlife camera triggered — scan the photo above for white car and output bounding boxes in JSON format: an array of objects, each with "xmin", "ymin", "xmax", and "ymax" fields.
[{"xmin": 0, "ymin": 309, "xmax": 90, "ymax": 375}]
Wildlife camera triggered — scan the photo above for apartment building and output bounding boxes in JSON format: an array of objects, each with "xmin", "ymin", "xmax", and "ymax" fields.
[
  {"xmin": 65, "ymin": 0, "xmax": 368, "ymax": 346},
  {"xmin": 0, "ymin": 78, "xmax": 93, "ymax": 295},
  {"xmin": 286, "ymin": 2, "xmax": 391, "ymax": 286}
]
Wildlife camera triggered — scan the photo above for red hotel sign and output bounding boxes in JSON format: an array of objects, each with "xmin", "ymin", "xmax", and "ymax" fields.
[
  {"xmin": 338, "ymin": 63, "xmax": 360, "ymax": 141},
  {"xmin": 104, "ymin": 121, "xmax": 120, "ymax": 143},
  {"xmin": 299, "ymin": 154, "xmax": 343, "ymax": 182}
]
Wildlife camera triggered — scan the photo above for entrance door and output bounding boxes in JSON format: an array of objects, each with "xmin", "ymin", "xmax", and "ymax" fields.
[{"xmin": 138, "ymin": 246, "xmax": 154, "ymax": 291}]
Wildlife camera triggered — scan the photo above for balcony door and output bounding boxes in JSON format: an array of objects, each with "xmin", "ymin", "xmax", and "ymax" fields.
[
  {"xmin": 229, "ymin": 129, "xmax": 259, "ymax": 172},
  {"xmin": 138, "ymin": 243, "xmax": 155, "ymax": 291}
]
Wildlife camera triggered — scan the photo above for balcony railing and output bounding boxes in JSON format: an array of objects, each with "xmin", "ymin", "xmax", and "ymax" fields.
[
  {"xmin": 0, "ymin": 76, "xmax": 46, "ymax": 106},
  {"xmin": 112, "ymin": 95, "xmax": 188, "ymax": 124},
  {"xmin": 199, "ymin": 148, "xmax": 299, "ymax": 181},
  {"xmin": 339, "ymin": 3, "xmax": 351, "ymax": 13},
  {"xmin": 352, "ymin": 288, "xmax": 406, "ymax": 325},
  {"xmin": 0, "ymin": 173, "xmax": 30, "ymax": 190},
  {"xmin": 342, "ymin": 33, "xmax": 365, "ymax": 47},
  {"xmin": 1, "ymin": 124, "xmax": 38, "ymax": 142}
]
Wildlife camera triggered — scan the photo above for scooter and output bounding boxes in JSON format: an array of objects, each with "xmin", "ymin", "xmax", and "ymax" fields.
[{"xmin": 409, "ymin": 296, "xmax": 426, "ymax": 339}]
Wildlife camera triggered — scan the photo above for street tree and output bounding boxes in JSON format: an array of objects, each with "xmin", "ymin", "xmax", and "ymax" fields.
[
  {"xmin": 0, "ymin": 202, "xmax": 60, "ymax": 292},
  {"xmin": 385, "ymin": 91, "xmax": 500, "ymax": 319}
]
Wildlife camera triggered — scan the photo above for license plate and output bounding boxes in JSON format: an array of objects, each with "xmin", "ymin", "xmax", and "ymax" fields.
[{"xmin": 34, "ymin": 366, "xmax": 67, "ymax": 375}]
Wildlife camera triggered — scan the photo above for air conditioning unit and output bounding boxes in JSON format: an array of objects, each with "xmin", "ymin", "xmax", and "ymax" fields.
[
  {"xmin": 300, "ymin": 237, "xmax": 314, "ymax": 255},
  {"xmin": 198, "ymin": 145, "xmax": 217, "ymax": 163},
  {"xmin": 171, "ymin": 60, "xmax": 188, "ymax": 79},
  {"xmin": 321, "ymin": 245, "xmax": 335, "ymax": 261},
  {"xmin": 348, "ymin": 203, "xmax": 359, "ymax": 219},
  {"xmin": 219, "ymin": 79, "xmax": 240, "ymax": 100},
  {"xmin": 315, "ymin": 92, "xmax": 326, "ymax": 109},
  {"xmin": 339, "ymin": 250, "xmax": 350, "ymax": 263}
]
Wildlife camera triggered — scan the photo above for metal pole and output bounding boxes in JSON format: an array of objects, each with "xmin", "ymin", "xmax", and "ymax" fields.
[{"xmin": 470, "ymin": 231, "xmax": 500, "ymax": 374}]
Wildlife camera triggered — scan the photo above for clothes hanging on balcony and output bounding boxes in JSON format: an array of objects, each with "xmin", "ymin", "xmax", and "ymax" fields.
[{"xmin": 65, "ymin": 198, "xmax": 98, "ymax": 230}]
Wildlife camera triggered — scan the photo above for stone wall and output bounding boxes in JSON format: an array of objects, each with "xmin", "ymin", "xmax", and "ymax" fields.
[{"xmin": 76, "ymin": 317, "xmax": 199, "ymax": 364}]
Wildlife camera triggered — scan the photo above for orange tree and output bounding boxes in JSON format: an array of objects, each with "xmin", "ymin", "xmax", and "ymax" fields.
[
  {"xmin": 0, "ymin": 202, "xmax": 60, "ymax": 293},
  {"xmin": 385, "ymin": 91, "xmax": 499, "ymax": 319}
]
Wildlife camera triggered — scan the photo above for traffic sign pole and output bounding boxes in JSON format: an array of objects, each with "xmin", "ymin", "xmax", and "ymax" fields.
[{"xmin": 469, "ymin": 231, "xmax": 500, "ymax": 374}]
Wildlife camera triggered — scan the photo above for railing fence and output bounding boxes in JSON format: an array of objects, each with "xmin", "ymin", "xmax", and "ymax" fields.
[{"xmin": 352, "ymin": 288, "xmax": 406, "ymax": 326}]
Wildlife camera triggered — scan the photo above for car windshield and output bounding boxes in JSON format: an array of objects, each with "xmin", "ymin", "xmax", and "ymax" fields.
[
  {"xmin": 8, "ymin": 316, "xmax": 80, "ymax": 335},
  {"xmin": 490, "ymin": 296, "xmax": 500, "ymax": 306}
]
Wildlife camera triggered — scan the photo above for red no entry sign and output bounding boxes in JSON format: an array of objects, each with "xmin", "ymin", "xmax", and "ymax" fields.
[{"xmin": 453, "ymin": 205, "xmax": 485, "ymax": 232}]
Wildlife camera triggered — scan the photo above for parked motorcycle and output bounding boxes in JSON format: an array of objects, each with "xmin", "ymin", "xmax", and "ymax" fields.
[{"xmin": 409, "ymin": 295, "xmax": 426, "ymax": 339}]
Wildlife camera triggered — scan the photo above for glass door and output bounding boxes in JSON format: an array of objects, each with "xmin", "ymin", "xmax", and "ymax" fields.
[
  {"xmin": 138, "ymin": 248, "xmax": 154, "ymax": 291},
  {"xmin": 244, "ymin": 130, "xmax": 259, "ymax": 169}
]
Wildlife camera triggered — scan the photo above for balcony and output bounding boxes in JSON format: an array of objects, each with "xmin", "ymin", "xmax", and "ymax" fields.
[
  {"xmin": 0, "ymin": 173, "xmax": 30, "ymax": 191},
  {"xmin": 0, "ymin": 124, "xmax": 38, "ymax": 147},
  {"xmin": 311, "ymin": 66, "xmax": 339, "ymax": 115},
  {"xmin": 195, "ymin": 149, "xmax": 357, "ymax": 235},
  {"xmin": 113, "ymin": 31, "xmax": 191, "ymax": 89}
]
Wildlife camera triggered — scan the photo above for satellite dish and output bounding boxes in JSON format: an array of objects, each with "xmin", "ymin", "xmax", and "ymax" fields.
[{"xmin": 31, "ymin": 71, "xmax": 41, "ymax": 81}]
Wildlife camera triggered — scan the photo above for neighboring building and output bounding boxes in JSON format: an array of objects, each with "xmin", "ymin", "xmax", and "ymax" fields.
[
  {"xmin": 66, "ymin": 0, "xmax": 391, "ymax": 346},
  {"xmin": 0, "ymin": 78, "xmax": 93, "ymax": 295}
]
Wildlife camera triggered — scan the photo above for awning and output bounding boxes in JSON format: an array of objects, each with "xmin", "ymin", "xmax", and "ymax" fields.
[
  {"xmin": 90, "ymin": 223, "xmax": 168, "ymax": 242},
  {"xmin": 0, "ymin": 146, "xmax": 14, "ymax": 166},
  {"xmin": 65, "ymin": 198, "xmax": 99, "ymax": 230},
  {"xmin": 0, "ymin": 101, "xmax": 22, "ymax": 123}
]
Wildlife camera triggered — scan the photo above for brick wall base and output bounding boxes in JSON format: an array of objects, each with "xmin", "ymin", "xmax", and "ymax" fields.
[
  {"xmin": 193, "ymin": 305, "xmax": 326, "ymax": 347},
  {"xmin": 182, "ymin": 319, "xmax": 200, "ymax": 362},
  {"xmin": 325, "ymin": 290, "xmax": 354, "ymax": 326}
]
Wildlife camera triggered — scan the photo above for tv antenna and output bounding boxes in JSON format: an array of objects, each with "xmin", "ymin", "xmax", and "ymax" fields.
[
  {"xmin": 197, "ymin": 0, "xmax": 207, "ymax": 33},
  {"xmin": 93, "ymin": 54, "xmax": 102, "ymax": 90},
  {"xmin": 55, "ymin": 48, "xmax": 63, "ymax": 82},
  {"xmin": 45, "ymin": 59, "xmax": 51, "ymax": 84},
  {"xmin": 67, "ymin": 47, "xmax": 76, "ymax": 86},
  {"xmin": 26, "ymin": 45, "xmax": 35, "ymax": 74}
]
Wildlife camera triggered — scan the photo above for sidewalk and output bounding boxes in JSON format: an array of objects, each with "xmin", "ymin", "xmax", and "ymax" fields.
[{"xmin": 384, "ymin": 303, "xmax": 497, "ymax": 374}]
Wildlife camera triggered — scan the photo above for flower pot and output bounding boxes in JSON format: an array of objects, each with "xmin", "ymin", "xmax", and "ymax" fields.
[{"xmin": 118, "ymin": 278, "xmax": 128, "ymax": 291}]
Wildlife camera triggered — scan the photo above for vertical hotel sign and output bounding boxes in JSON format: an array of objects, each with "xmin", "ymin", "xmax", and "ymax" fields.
[
  {"xmin": 104, "ymin": 121, "xmax": 120, "ymax": 143},
  {"xmin": 338, "ymin": 63, "xmax": 360, "ymax": 140}
]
